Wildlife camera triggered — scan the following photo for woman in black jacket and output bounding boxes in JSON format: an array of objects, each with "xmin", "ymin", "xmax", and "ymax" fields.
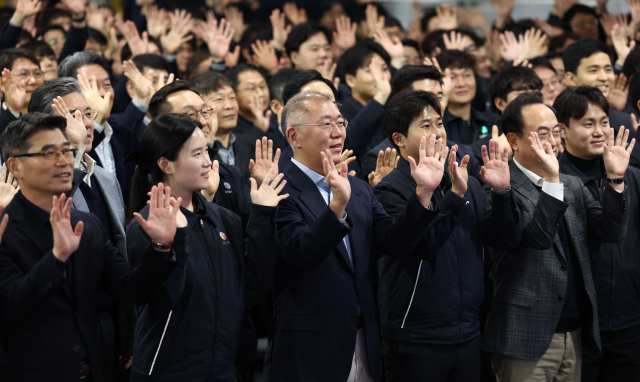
[{"xmin": 126, "ymin": 114, "xmax": 288, "ymax": 382}]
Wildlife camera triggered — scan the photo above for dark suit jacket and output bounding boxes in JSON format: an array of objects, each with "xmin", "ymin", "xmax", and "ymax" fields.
[
  {"xmin": 212, "ymin": 133, "xmax": 256, "ymax": 182},
  {"xmin": 483, "ymin": 161, "xmax": 630, "ymax": 360},
  {"xmin": 271, "ymin": 161, "xmax": 439, "ymax": 382},
  {"xmin": 0, "ymin": 193, "xmax": 186, "ymax": 382}
]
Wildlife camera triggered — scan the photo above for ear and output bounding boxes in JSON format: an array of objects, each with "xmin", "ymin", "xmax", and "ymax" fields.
[
  {"xmin": 345, "ymin": 73, "xmax": 356, "ymax": 89},
  {"xmin": 286, "ymin": 126, "xmax": 301, "ymax": 148},
  {"xmin": 506, "ymin": 132, "xmax": 519, "ymax": 152},
  {"xmin": 125, "ymin": 81, "xmax": 135, "ymax": 99},
  {"xmin": 156, "ymin": 157, "xmax": 173, "ymax": 176},
  {"xmin": 290, "ymin": 51, "xmax": 300, "ymax": 68},
  {"xmin": 270, "ymin": 99, "xmax": 283, "ymax": 116},
  {"xmin": 392, "ymin": 132, "xmax": 406, "ymax": 149},
  {"xmin": 6, "ymin": 157, "xmax": 22, "ymax": 181},
  {"xmin": 494, "ymin": 97, "xmax": 507, "ymax": 114},
  {"xmin": 564, "ymin": 71, "xmax": 577, "ymax": 87}
]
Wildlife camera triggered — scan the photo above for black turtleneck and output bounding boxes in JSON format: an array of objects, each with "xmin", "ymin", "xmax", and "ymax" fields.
[{"xmin": 564, "ymin": 150, "xmax": 605, "ymax": 180}]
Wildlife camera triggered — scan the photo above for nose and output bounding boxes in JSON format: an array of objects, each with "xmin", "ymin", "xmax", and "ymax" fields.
[{"xmin": 597, "ymin": 69, "xmax": 608, "ymax": 82}]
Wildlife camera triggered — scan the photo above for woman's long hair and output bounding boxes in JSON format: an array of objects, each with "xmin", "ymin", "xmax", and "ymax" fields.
[{"xmin": 127, "ymin": 114, "xmax": 201, "ymax": 223}]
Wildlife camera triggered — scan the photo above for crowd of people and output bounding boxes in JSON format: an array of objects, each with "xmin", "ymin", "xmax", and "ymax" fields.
[{"xmin": 0, "ymin": 0, "xmax": 640, "ymax": 381}]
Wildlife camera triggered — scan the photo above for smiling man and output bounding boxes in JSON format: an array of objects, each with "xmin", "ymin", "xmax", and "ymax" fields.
[
  {"xmin": 284, "ymin": 23, "xmax": 333, "ymax": 80},
  {"xmin": 272, "ymin": 91, "xmax": 444, "ymax": 381},
  {"xmin": 554, "ymin": 86, "xmax": 640, "ymax": 382}
]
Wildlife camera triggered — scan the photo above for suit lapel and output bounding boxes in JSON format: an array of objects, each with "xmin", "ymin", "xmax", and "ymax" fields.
[
  {"xmin": 72, "ymin": 185, "xmax": 89, "ymax": 212},
  {"xmin": 71, "ymin": 212, "xmax": 87, "ymax": 307},
  {"xmin": 285, "ymin": 163, "xmax": 354, "ymax": 274}
]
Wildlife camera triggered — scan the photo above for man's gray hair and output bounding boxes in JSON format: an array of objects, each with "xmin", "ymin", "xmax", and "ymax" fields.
[
  {"xmin": 28, "ymin": 77, "xmax": 82, "ymax": 114},
  {"xmin": 58, "ymin": 51, "xmax": 111, "ymax": 78},
  {"xmin": 281, "ymin": 91, "xmax": 334, "ymax": 136}
]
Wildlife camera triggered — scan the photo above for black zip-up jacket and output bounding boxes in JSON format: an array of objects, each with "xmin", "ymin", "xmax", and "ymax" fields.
[
  {"xmin": 374, "ymin": 157, "xmax": 522, "ymax": 344},
  {"xmin": 127, "ymin": 192, "xmax": 279, "ymax": 381},
  {"xmin": 559, "ymin": 153, "xmax": 640, "ymax": 331}
]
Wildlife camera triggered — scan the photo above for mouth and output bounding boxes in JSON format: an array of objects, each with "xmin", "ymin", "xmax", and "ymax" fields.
[
  {"xmin": 202, "ymin": 172, "xmax": 210, "ymax": 179},
  {"xmin": 54, "ymin": 171, "xmax": 72, "ymax": 180},
  {"xmin": 597, "ymin": 85, "xmax": 609, "ymax": 92},
  {"xmin": 223, "ymin": 114, "xmax": 236, "ymax": 119},
  {"xmin": 329, "ymin": 143, "xmax": 342, "ymax": 152},
  {"xmin": 592, "ymin": 140, "xmax": 604, "ymax": 146}
]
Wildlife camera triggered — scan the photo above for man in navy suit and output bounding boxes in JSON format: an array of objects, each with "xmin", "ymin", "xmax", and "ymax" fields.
[{"xmin": 272, "ymin": 91, "xmax": 447, "ymax": 381}]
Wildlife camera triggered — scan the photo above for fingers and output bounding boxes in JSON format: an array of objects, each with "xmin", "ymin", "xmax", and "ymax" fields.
[
  {"xmin": 460, "ymin": 154, "xmax": 470, "ymax": 169},
  {"xmin": 375, "ymin": 149, "xmax": 384, "ymax": 170},
  {"xmin": 254, "ymin": 138, "xmax": 262, "ymax": 160},
  {"xmin": 448, "ymin": 146, "xmax": 457, "ymax": 175},
  {"xmin": 627, "ymin": 138, "xmax": 636, "ymax": 154},
  {"xmin": 419, "ymin": 135, "xmax": 427, "ymax": 161}
]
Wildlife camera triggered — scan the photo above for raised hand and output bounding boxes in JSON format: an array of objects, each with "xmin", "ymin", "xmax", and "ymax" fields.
[
  {"xmin": 319, "ymin": 60, "xmax": 337, "ymax": 83},
  {"xmin": 11, "ymin": 0, "xmax": 42, "ymax": 26},
  {"xmin": 534, "ymin": 17, "xmax": 564, "ymax": 37},
  {"xmin": 321, "ymin": 149, "xmax": 351, "ymax": 220},
  {"xmin": 368, "ymin": 147, "xmax": 399, "ymax": 188},
  {"xmin": 480, "ymin": 139, "xmax": 510, "ymax": 190},
  {"xmin": 613, "ymin": 24, "xmax": 636, "ymax": 66},
  {"xmin": 629, "ymin": 0, "xmax": 640, "ymax": 32},
  {"xmin": 250, "ymin": 167, "xmax": 289, "ymax": 207},
  {"xmin": 249, "ymin": 137, "xmax": 281, "ymax": 187},
  {"xmin": 408, "ymin": 134, "xmax": 449, "ymax": 205},
  {"xmin": 248, "ymin": 94, "xmax": 272, "ymax": 132},
  {"xmin": 333, "ymin": 15, "xmax": 357, "ymax": 52},
  {"xmin": 370, "ymin": 55, "xmax": 391, "ymax": 105},
  {"xmin": 201, "ymin": 160, "xmax": 220, "ymax": 202},
  {"xmin": 123, "ymin": 60, "xmax": 154, "ymax": 104},
  {"xmin": 0, "ymin": 164, "xmax": 19, "ymax": 208},
  {"xmin": 528, "ymin": 131, "xmax": 560, "ymax": 182},
  {"xmin": 224, "ymin": 6, "xmax": 246, "ymax": 43},
  {"xmin": 52, "ymin": 96, "xmax": 87, "ymax": 150},
  {"xmin": 435, "ymin": 4, "xmax": 458, "ymax": 30},
  {"xmin": 492, "ymin": 125, "xmax": 513, "ymax": 158},
  {"xmin": 200, "ymin": 14, "xmax": 235, "ymax": 62},
  {"xmin": 340, "ymin": 148, "xmax": 357, "ymax": 169},
  {"xmin": 515, "ymin": 28, "xmax": 548, "ymax": 65},
  {"xmin": 252, "ymin": 40, "xmax": 279, "ymax": 75},
  {"xmin": 283, "ymin": 2, "xmax": 307, "ymax": 25},
  {"xmin": 146, "ymin": 6, "xmax": 169, "ymax": 39},
  {"xmin": 133, "ymin": 183, "xmax": 182, "ymax": 247},
  {"xmin": 373, "ymin": 29, "xmax": 404, "ymax": 68},
  {"xmin": 2, "ymin": 68, "xmax": 27, "ymax": 114},
  {"xmin": 160, "ymin": 9, "xmax": 194, "ymax": 54},
  {"xmin": 423, "ymin": 57, "xmax": 451, "ymax": 109},
  {"xmin": 500, "ymin": 30, "xmax": 523, "ymax": 62},
  {"xmin": 365, "ymin": 4, "xmax": 385, "ymax": 37},
  {"xmin": 552, "ymin": 0, "xmax": 578, "ymax": 18},
  {"xmin": 631, "ymin": 113, "xmax": 639, "ymax": 133},
  {"xmin": 77, "ymin": 72, "xmax": 111, "ymax": 125},
  {"xmin": 51, "ymin": 194, "xmax": 84, "ymax": 262},
  {"xmin": 61, "ymin": 0, "xmax": 86, "ymax": 19},
  {"xmin": 121, "ymin": 20, "xmax": 149, "ymax": 56},
  {"xmin": 608, "ymin": 73, "xmax": 629, "ymax": 112},
  {"xmin": 490, "ymin": 0, "xmax": 514, "ymax": 29},
  {"xmin": 225, "ymin": 46, "xmax": 241, "ymax": 69},
  {"xmin": 448, "ymin": 145, "xmax": 470, "ymax": 197},
  {"xmin": 603, "ymin": 126, "xmax": 635, "ymax": 178},
  {"xmin": 270, "ymin": 9, "xmax": 291, "ymax": 51}
]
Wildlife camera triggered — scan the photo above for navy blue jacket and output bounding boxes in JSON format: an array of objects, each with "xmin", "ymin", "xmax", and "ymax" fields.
[
  {"xmin": 128, "ymin": 192, "xmax": 279, "ymax": 381},
  {"xmin": 374, "ymin": 157, "xmax": 522, "ymax": 344},
  {"xmin": 272, "ymin": 161, "xmax": 439, "ymax": 382},
  {"xmin": 559, "ymin": 153, "xmax": 640, "ymax": 331}
]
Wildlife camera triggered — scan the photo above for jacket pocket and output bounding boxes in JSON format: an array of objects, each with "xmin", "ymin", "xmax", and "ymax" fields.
[
  {"xmin": 278, "ymin": 315, "xmax": 323, "ymax": 331},
  {"xmin": 493, "ymin": 288, "xmax": 536, "ymax": 308}
]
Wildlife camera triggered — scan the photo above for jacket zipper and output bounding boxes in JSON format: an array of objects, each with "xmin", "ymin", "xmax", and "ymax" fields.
[
  {"xmin": 401, "ymin": 261, "xmax": 423, "ymax": 328},
  {"xmin": 149, "ymin": 310, "xmax": 173, "ymax": 375}
]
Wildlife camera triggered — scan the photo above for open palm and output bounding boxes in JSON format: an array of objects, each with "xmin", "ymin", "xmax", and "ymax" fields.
[
  {"xmin": 250, "ymin": 168, "xmax": 289, "ymax": 206},
  {"xmin": 408, "ymin": 134, "xmax": 448, "ymax": 193},
  {"xmin": 480, "ymin": 139, "xmax": 510, "ymax": 190},
  {"xmin": 133, "ymin": 183, "xmax": 181, "ymax": 244},
  {"xmin": 604, "ymin": 126, "xmax": 635, "ymax": 176}
]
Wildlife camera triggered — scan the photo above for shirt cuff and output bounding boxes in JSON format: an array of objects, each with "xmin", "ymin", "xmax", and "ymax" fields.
[
  {"xmin": 339, "ymin": 211, "xmax": 348, "ymax": 223},
  {"xmin": 132, "ymin": 98, "xmax": 149, "ymax": 113},
  {"xmin": 542, "ymin": 181, "xmax": 564, "ymax": 201},
  {"xmin": 73, "ymin": 148, "xmax": 86, "ymax": 170}
]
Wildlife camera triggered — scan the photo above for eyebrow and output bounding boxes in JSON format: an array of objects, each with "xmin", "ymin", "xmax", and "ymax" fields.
[
  {"xmin": 585, "ymin": 64, "xmax": 612, "ymax": 69},
  {"xmin": 39, "ymin": 142, "xmax": 71, "ymax": 151},
  {"xmin": 180, "ymin": 103, "xmax": 206, "ymax": 111}
]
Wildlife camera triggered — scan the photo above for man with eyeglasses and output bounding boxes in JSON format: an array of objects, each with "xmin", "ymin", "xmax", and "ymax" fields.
[
  {"xmin": 28, "ymin": 77, "xmax": 134, "ymax": 381},
  {"xmin": 530, "ymin": 57, "xmax": 563, "ymax": 107},
  {"xmin": 484, "ymin": 91, "xmax": 632, "ymax": 382},
  {"xmin": 0, "ymin": 111, "xmax": 186, "ymax": 382},
  {"xmin": 0, "ymin": 48, "xmax": 45, "ymax": 133},
  {"xmin": 272, "ymin": 91, "xmax": 444, "ymax": 382},
  {"xmin": 554, "ymin": 86, "xmax": 640, "ymax": 382}
]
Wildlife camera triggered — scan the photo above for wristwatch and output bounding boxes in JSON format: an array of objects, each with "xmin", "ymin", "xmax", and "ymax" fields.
[
  {"xmin": 151, "ymin": 241, "xmax": 173, "ymax": 251},
  {"xmin": 606, "ymin": 176, "xmax": 625, "ymax": 184}
]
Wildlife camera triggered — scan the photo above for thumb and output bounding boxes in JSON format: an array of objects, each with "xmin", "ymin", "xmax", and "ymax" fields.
[
  {"xmin": 368, "ymin": 171, "xmax": 374, "ymax": 181},
  {"xmin": 249, "ymin": 177, "xmax": 257, "ymax": 193},
  {"xmin": 103, "ymin": 91, "xmax": 112, "ymax": 104},
  {"xmin": 74, "ymin": 221, "xmax": 84, "ymax": 237},
  {"xmin": 212, "ymin": 159, "xmax": 219, "ymax": 173},
  {"xmin": 265, "ymin": 110, "xmax": 272, "ymax": 120},
  {"xmin": 492, "ymin": 125, "xmax": 499, "ymax": 139}
]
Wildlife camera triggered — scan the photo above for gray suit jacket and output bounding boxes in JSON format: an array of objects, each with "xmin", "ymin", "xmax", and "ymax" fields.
[
  {"xmin": 483, "ymin": 161, "xmax": 629, "ymax": 360},
  {"xmin": 72, "ymin": 163, "xmax": 127, "ymax": 259}
]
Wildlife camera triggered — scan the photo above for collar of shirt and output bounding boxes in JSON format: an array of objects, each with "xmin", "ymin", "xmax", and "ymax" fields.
[
  {"xmin": 212, "ymin": 134, "xmax": 236, "ymax": 150},
  {"xmin": 94, "ymin": 121, "xmax": 113, "ymax": 143},
  {"xmin": 17, "ymin": 191, "xmax": 50, "ymax": 226},
  {"xmin": 291, "ymin": 158, "xmax": 326, "ymax": 186},
  {"xmin": 82, "ymin": 154, "xmax": 96, "ymax": 187},
  {"xmin": 513, "ymin": 157, "xmax": 544, "ymax": 187}
]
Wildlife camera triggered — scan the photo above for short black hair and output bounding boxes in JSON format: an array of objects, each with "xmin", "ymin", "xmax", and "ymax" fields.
[
  {"xmin": 383, "ymin": 90, "xmax": 442, "ymax": 151},
  {"xmin": 436, "ymin": 49, "xmax": 476, "ymax": 71},
  {"xmin": 420, "ymin": 8, "xmax": 437, "ymax": 32},
  {"xmin": 489, "ymin": 66, "xmax": 543, "ymax": 113},
  {"xmin": 189, "ymin": 70, "xmax": 233, "ymax": 96},
  {"xmin": 421, "ymin": 30, "xmax": 447, "ymax": 56},
  {"xmin": 554, "ymin": 86, "xmax": 610, "ymax": 127},
  {"xmin": 0, "ymin": 48, "xmax": 40, "ymax": 72},
  {"xmin": 20, "ymin": 40, "xmax": 56, "ymax": 58},
  {"xmin": 224, "ymin": 63, "xmax": 266, "ymax": 92},
  {"xmin": 563, "ymin": 4, "xmax": 597, "ymax": 26},
  {"xmin": 284, "ymin": 23, "xmax": 332, "ymax": 56},
  {"xmin": 402, "ymin": 38, "xmax": 420, "ymax": 53},
  {"xmin": 148, "ymin": 80, "xmax": 199, "ymax": 118},
  {"xmin": 0, "ymin": 112, "xmax": 67, "ymax": 159},
  {"xmin": 548, "ymin": 32, "xmax": 580, "ymax": 53},
  {"xmin": 269, "ymin": 68, "xmax": 299, "ymax": 103},
  {"xmin": 391, "ymin": 65, "xmax": 442, "ymax": 95},
  {"xmin": 120, "ymin": 35, "xmax": 161, "ymax": 61},
  {"xmin": 282, "ymin": 69, "xmax": 337, "ymax": 106},
  {"xmin": 629, "ymin": 73, "xmax": 640, "ymax": 115},
  {"xmin": 563, "ymin": 38, "xmax": 611, "ymax": 74},
  {"xmin": 622, "ymin": 46, "xmax": 640, "ymax": 78},
  {"xmin": 37, "ymin": 24, "xmax": 66, "ymax": 39},
  {"xmin": 87, "ymin": 27, "xmax": 107, "ymax": 47},
  {"xmin": 131, "ymin": 53, "xmax": 170, "ymax": 73},
  {"xmin": 338, "ymin": 39, "xmax": 391, "ymax": 80},
  {"xmin": 185, "ymin": 50, "xmax": 212, "ymax": 78},
  {"xmin": 38, "ymin": 8, "xmax": 71, "ymax": 34},
  {"xmin": 501, "ymin": 91, "xmax": 552, "ymax": 135},
  {"xmin": 529, "ymin": 56, "xmax": 557, "ymax": 74},
  {"xmin": 384, "ymin": 16, "xmax": 403, "ymax": 30}
]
